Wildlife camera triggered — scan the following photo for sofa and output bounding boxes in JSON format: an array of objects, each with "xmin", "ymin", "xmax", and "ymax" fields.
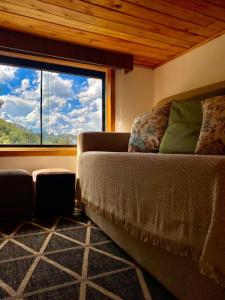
[{"xmin": 77, "ymin": 84, "xmax": 225, "ymax": 300}]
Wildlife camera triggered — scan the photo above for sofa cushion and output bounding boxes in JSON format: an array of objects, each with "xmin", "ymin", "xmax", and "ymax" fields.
[
  {"xmin": 159, "ymin": 100, "xmax": 202, "ymax": 154},
  {"xmin": 128, "ymin": 103, "xmax": 171, "ymax": 152},
  {"xmin": 195, "ymin": 95, "xmax": 225, "ymax": 155}
]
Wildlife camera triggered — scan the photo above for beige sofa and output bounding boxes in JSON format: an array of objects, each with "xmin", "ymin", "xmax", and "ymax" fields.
[
  {"xmin": 77, "ymin": 82, "xmax": 225, "ymax": 300},
  {"xmin": 77, "ymin": 131, "xmax": 225, "ymax": 300}
]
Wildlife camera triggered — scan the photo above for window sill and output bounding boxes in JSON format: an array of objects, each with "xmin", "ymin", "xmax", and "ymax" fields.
[{"xmin": 0, "ymin": 147, "xmax": 77, "ymax": 157}]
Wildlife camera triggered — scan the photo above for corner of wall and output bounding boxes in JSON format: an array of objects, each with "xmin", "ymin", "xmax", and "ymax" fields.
[
  {"xmin": 115, "ymin": 66, "xmax": 154, "ymax": 132},
  {"xmin": 153, "ymin": 33, "xmax": 225, "ymax": 104}
]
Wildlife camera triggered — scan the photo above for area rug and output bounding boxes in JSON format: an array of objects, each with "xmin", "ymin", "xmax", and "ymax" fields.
[{"xmin": 0, "ymin": 210, "xmax": 176, "ymax": 299}]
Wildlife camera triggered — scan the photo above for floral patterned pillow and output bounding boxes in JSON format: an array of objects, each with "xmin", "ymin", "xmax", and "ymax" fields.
[
  {"xmin": 128, "ymin": 103, "xmax": 171, "ymax": 152},
  {"xmin": 195, "ymin": 95, "xmax": 225, "ymax": 155}
]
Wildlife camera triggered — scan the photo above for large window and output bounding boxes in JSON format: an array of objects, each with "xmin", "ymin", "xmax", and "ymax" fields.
[{"xmin": 0, "ymin": 57, "xmax": 105, "ymax": 146}]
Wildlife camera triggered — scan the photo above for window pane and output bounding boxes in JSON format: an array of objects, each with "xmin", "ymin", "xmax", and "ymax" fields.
[
  {"xmin": 42, "ymin": 71, "xmax": 103, "ymax": 145},
  {"xmin": 0, "ymin": 65, "xmax": 41, "ymax": 145}
]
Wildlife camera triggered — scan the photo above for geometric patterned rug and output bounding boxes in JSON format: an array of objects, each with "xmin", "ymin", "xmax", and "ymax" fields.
[{"xmin": 0, "ymin": 209, "xmax": 176, "ymax": 300}]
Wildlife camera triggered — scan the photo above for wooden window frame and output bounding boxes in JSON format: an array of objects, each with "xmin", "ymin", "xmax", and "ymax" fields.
[{"xmin": 0, "ymin": 52, "xmax": 115, "ymax": 157}]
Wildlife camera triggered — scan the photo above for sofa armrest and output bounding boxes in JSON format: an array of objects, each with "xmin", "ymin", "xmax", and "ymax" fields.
[{"xmin": 77, "ymin": 132, "xmax": 130, "ymax": 154}]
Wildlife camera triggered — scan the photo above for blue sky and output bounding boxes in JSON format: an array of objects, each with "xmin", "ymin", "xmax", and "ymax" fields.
[{"xmin": 0, "ymin": 64, "xmax": 102, "ymax": 137}]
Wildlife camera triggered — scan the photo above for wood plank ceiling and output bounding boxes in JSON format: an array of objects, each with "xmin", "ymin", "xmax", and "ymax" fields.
[{"xmin": 0, "ymin": 0, "xmax": 225, "ymax": 68}]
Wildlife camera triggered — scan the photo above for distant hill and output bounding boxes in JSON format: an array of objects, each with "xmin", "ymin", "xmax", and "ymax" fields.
[
  {"xmin": 43, "ymin": 132, "xmax": 76, "ymax": 145},
  {"xmin": 0, "ymin": 118, "xmax": 40, "ymax": 144},
  {"xmin": 0, "ymin": 118, "xmax": 75, "ymax": 145}
]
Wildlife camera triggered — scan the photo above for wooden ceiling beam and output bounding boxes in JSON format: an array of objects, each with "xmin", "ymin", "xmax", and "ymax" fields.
[
  {"xmin": 126, "ymin": 0, "xmax": 225, "ymax": 31},
  {"xmin": 0, "ymin": 0, "xmax": 223, "ymax": 68},
  {"xmin": 41, "ymin": 0, "xmax": 205, "ymax": 44},
  {"xmin": 164, "ymin": 0, "xmax": 225, "ymax": 22},
  {"xmin": 127, "ymin": 0, "xmax": 214, "ymax": 25},
  {"xmin": 0, "ymin": 0, "xmax": 186, "ymax": 53},
  {"xmin": 133, "ymin": 56, "xmax": 162, "ymax": 68},
  {"xmin": 81, "ymin": 0, "xmax": 218, "ymax": 37},
  {"xmin": 128, "ymin": 0, "xmax": 225, "ymax": 30},
  {"xmin": 0, "ymin": 28, "xmax": 133, "ymax": 70},
  {"xmin": 208, "ymin": 0, "xmax": 225, "ymax": 9},
  {"xmin": 0, "ymin": 10, "xmax": 173, "ymax": 61}
]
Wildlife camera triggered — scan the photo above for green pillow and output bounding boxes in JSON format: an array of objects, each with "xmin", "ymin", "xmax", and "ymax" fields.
[{"xmin": 159, "ymin": 100, "xmax": 202, "ymax": 154}]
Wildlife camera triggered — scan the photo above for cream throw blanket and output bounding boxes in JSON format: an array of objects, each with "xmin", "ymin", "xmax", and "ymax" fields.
[{"xmin": 78, "ymin": 152, "xmax": 225, "ymax": 288}]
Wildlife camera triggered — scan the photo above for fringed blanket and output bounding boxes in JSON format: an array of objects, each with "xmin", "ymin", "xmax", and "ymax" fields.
[{"xmin": 78, "ymin": 152, "xmax": 225, "ymax": 288}]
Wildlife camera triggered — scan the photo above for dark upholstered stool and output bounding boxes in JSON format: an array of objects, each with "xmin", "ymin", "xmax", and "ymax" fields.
[
  {"xmin": 0, "ymin": 169, "xmax": 34, "ymax": 220},
  {"xmin": 33, "ymin": 168, "xmax": 76, "ymax": 217}
]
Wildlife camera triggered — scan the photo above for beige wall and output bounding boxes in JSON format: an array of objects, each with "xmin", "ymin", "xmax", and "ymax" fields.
[
  {"xmin": 115, "ymin": 66, "xmax": 153, "ymax": 131},
  {"xmin": 153, "ymin": 34, "xmax": 225, "ymax": 104},
  {"xmin": 0, "ymin": 156, "xmax": 76, "ymax": 173}
]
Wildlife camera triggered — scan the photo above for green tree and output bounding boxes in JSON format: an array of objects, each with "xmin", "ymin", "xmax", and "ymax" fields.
[{"xmin": 0, "ymin": 118, "xmax": 39, "ymax": 144}]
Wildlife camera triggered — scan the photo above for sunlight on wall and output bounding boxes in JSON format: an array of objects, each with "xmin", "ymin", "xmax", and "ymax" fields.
[
  {"xmin": 115, "ymin": 66, "xmax": 154, "ymax": 132},
  {"xmin": 153, "ymin": 34, "xmax": 225, "ymax": 104}
]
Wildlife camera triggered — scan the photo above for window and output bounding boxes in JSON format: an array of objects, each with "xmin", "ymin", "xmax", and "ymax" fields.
[{"xmin": 0, "ymin": 56, "xmax": 105, "ymax": 146}]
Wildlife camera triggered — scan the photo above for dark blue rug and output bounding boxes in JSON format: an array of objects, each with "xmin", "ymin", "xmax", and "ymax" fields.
[{"xmin": 0, "ymin": 210, "xmax": 176, "ymax": 299}]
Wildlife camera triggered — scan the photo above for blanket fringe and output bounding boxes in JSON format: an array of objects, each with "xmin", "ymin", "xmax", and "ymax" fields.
[
  {"xmin": 81, "ymin": 198, "xmax": 225, "ymax": 289},
  {"xmin": 200, "ymin": 260, "xmax": 225, "ymax": 289},
  {"xmin": 81, "ymin": 198, "xmax": 200, "ymax": 260}
]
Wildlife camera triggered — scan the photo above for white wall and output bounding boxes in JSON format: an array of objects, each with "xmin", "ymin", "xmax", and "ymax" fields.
[
  {"xmin": 153, "ymin": 34, "xmax": 225, "ymax": 104},
  {"xmin": 115, "ymin": 66, "xmax": 154, "ymax": 131}
]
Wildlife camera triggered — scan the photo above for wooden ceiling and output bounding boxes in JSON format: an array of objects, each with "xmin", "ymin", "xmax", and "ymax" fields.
[{"xmin": 0, "ymin": 0, "xmax": 225, "ymax": 68}]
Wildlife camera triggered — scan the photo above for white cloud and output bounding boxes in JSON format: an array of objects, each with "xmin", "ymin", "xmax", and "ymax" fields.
[
  {"xmin": 15, "ymin": 107, "xmax": 40, "ymax": 132},
  {"xmin": 15, "ymin": 78, "xmax": 30, "ymax": 94},
  {"xmin": 42, "ymin": 95, "xmax": 66, "ymax": 112},
  {"xmin": 76, "ymin": 78, "xmax": 102, "ymax": 105},
  {"xmin": 41, "ymin": 72, "xmax": 75, "ymax": 113},
  {"xmin": 15, "ymin": 77, "xmax": 40, "ymax": 103},
  {"xmin": 0, "ymin": 72, "xmax": 40, "ymax": 130},
  {"xmin": 68, "ymin": 106, "xmax": 89, "ymax": 118},
  {"xmin": 0, "ymin": 69, "xmax": 103, "ymax": 138},
  {"xmin": 0, "ymin": 94, "xmax": 37, "ymax": 118},
  {"xmin": 42, "ymin": 72, "xmax": 73, "ymax": 99},
  {"xmin": 67, "ymin": 79, "xmax": 102, "ymax": 134},
  {"xmin": 42, "ymin": 77, "xmax": 103, "ymax": 136},
  {"xmin": 0, "ymin": 65, "xmax": 18, "ymax": 83}
]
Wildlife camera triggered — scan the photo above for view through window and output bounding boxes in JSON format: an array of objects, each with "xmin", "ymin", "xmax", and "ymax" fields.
[{"xmin": 0, "ymin": 58, "xmax": 105, "ymax": 146}]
